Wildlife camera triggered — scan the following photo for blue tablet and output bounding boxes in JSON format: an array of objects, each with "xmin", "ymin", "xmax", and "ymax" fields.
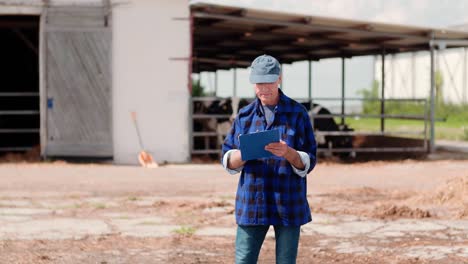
[{"xmin": 239, "ymin": 129, "xmax": 280, "ymax": 161}]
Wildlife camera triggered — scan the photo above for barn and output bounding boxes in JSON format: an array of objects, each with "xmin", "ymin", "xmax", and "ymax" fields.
[
  {"xmin": 0, "ymin": 0, "xmax": 190, "ymax": 164},
  {"xmin": 1, "ymin": 0, "xmax": 467, "ymax": 164}
]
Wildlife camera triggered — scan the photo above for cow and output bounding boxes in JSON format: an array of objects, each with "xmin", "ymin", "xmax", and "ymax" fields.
[
  {"xmin": 308, "ymin": 103, "xmax": 354, "ymax": 158},
  {"xmin": 192, "ymin": 98, "xmax": 234, "ymax": 156},
  {"xmin": 193, "ymin": 99, "xmax": 354, "ymax": 159}
]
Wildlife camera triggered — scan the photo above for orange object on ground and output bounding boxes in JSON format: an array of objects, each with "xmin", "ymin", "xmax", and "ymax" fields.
[{"xmin": 131, "ymin": 112, "xmax": 159, "ymax": 168}]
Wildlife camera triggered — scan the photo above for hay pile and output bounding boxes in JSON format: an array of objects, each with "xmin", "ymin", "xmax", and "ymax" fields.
[{"xmin": 407, "ymin": 176, "xmax": 468, "ymax": 219}]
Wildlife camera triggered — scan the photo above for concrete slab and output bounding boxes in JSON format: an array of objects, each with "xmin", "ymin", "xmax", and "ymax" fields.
[
  {"xmin": 0, "ymin": 191, "xmax": 90, "ymax": 198},
  {"xmin": 202, "ymin": 207, "xmax": 231, "ymax": 214},
  {"xmin": 368, "ymin": 230, "xmax": 405, "ymax": 238},
  {"xmin": 37, "ymin": 200, "xmax": 81, "ymax": 209},
  {"xmin": 378, "ymin": 220, "xmax": 447, "ymax": 233},
  {"xmin": 133, "ymin": 198, "xmax": 159, "ymax": 207},
  {"xmin": 0, "ymin": 208, "xmax": 53, "ymax": 216},
  {"xmin": 311, "ymin": 214, "xmax": 361, "ymax": 223},
  {"xmin": 84, "ymin": 197, "xmax": 120, "ymax": 208},
  {"xmin": 197, "ymin": 226, "xmax": 275, "ymax": 238},
  {"xmin": 0, "ymin": 218, "xmax": 111, "ymax": 240},
  {"xmin": 197, "ymin": 227, "xmax": 236, "ymax": 236},
  {"xmin": 0, "ymin": 215, "xmax": 31, "ymax": 222},
  {"xmin": 111, "ymin": 217, "xmax": 178, "ymax": 237},
  {"xmin": 118, "ymin": 225, "xmax": 181, "ymax": 238},
  {"xmin": 0, "ymin": 199, "xmax": 32, "ymax": 207},
  {"xmin": 435, "ymin": 220, "xmax": 468, "ymax": 230},
  {"xmin": 302, "ymin": 221, "xmax": 385, "ymax": 237},
  {"xmin": 334, "ymin": 242, "xmax": 379, "ymax": 254},
  {"xmin": 129, "ymin": 196, "xmax": 207, "ymax": 206},
  {"xmin": 111, "ymin": 216, "xmax": 168, "ymax": 226},
  {"xmin": 404, "ymin": 246, "xmax": 468, "ymax": 260},
  {"xmin": 101, "ymin": 212, "xmax": 133, "ymax": 219}
]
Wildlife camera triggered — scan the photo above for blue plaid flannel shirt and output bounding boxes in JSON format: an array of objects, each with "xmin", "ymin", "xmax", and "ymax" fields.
[{"xmin": 222, "ymin": 90, "xmax": 317, "ymax": 226}]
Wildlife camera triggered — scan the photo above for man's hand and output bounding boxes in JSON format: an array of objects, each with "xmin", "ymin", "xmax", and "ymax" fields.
[
  {"xmin": 266, "ymin": 140, "xmax": 305, "ymax": 170},
  {"xmin": 265, "ymin": 140, "xmax": 289, "ymax": 157}
]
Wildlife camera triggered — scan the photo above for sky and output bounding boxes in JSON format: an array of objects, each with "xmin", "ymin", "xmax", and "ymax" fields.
[
  {"xmin": 194, "ymin": 0, "xmax": 468, "ymax": 109},
  {"xmin": 194, "ymin": 0, "xmax": 468, "ymax": 28}
]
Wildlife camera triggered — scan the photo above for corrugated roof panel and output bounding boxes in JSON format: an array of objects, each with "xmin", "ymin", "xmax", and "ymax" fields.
[{"xmin": 190, "ymin": 2, "xmax": 468, "ymax": 72}]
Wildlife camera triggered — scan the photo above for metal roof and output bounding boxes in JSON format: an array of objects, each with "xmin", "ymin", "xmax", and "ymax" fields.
[
  {"xmin": 190, "ymin": 2, "xmax": 468, "ymax": 73},
  {"xmin": 450, "ymin": 23, "xmax": 468, "ymax": 32}
]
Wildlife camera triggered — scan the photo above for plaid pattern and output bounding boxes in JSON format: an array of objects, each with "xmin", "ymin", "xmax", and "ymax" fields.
[{"xmin": 222, "ymin": 90, "xmax": 317, "ymax": 226}]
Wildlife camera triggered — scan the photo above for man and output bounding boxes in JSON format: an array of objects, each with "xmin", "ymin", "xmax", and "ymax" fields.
[{"xmin": 221, "ymin": 54, "xmax": 317, "ymax": 264}]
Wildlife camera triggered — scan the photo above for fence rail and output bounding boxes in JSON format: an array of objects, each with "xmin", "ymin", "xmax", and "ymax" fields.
[{"xmin": 190, "ymin": 96, "xmax": 430, "ymax": 158}]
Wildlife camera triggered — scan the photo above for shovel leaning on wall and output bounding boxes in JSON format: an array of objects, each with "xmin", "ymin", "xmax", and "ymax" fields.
[{"xmin": 131, "ymin": 111, "xmax": 159, "ymax": 168}]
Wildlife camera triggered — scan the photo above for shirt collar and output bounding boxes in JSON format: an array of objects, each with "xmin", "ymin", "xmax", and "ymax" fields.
[{"xmin": 255, "ymin": 89, "xmax": 293, "ymax": 116}]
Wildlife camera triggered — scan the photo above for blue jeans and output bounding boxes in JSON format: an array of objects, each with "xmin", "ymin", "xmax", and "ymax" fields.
[{"xmin": 235, "ymin": 225, "xmax": 300, "ymax": 264}]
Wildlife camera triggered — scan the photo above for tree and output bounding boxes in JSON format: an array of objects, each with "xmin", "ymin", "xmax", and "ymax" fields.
[
  {"xmin": 358, "ymin": 80, "xmax": 380, "ymax": 114},
  {"xmin": 434, "ymin": 70, "xmax": 444, "ymax": 105},
  {"xmin": 192, "ymin": 78, "xmax": 206, "ymax": 97}
]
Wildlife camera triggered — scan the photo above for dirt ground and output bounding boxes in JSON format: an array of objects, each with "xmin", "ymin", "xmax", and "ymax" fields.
[{"xmin": 0, "ymin": 155, "xmax": 467, "ymax": 263}]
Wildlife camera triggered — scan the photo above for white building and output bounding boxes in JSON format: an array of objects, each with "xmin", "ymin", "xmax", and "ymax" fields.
[
  {"xmin": 0, "ymin": 0, "xmax": 190, "ymax": 164},
  {"xmin": 374, "ymin": 24, "xmax": 468, "ymax": 105}
]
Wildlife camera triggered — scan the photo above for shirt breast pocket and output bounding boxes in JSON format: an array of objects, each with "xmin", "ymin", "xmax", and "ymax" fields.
[{"xmin": 281, "ymin": 127, "xmax": 296, "ymax": 148}]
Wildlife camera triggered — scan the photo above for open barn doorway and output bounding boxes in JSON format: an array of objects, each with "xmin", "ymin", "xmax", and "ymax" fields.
[{"xmin": 0, "ymin": 16, "xmax": 40, "ymax": 161}]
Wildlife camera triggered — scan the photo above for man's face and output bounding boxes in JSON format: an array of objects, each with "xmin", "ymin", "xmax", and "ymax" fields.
[{"xmin": 254, "ymin": 78, "xmax": 280, "ymax": 105}]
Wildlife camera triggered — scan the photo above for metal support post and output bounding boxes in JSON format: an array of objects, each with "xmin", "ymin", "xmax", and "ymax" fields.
[
  {"xmin": 381, "ymin": 49, "xmax": 386, "ymax": 132},
  {"xmin": 341, "ymin": 57, "xmax": 345, "ymax": 125},
  {"xmin": 429, "ymin": 41, "xmax": 436, "ymax": 153}
]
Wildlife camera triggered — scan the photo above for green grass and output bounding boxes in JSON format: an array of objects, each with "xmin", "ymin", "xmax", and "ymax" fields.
[
  {"xmin": 139, "ymin": 221, "xmax": 159, "ymax": 225},
  {"xmin": 51, "ymin": 203, "xmax": 82, "ymax": 210},
  {"xmin": 344, "ymin": 117, "xmax": 467, "ymax": 141},
  {"xmin": 352, "ymin": 80, "xmax": 468, "ymax": 141},
  {"xmin": 92, "ymin": 203, "xmax": 107, "ymax": 209},
  {"xmin": 173, "ymin": 226, "xmax": 196, "ymax": 236}
]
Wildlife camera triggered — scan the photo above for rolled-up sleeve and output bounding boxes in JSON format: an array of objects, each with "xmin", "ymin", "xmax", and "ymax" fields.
[
  {"xmin": 295, "ymin": 109, "xmax": 317, "ymax": 174},
  {"xmin": 291, "ymin": 151, "xmax": 310, "ymax": 177},
  {"xmin": 222, "ymin": 149, "xmax": 243, "ymax": 174},
  {"xmin": 221, "ymin": 117, "xmax": 243, "ymax": 174}
]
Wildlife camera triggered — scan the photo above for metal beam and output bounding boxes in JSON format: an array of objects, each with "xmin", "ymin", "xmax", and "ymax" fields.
[
  {"xmin": 193, "ymin": 11, "xmax": 432, "ymax": 41},
  {"xmin": 317, "ymin": 147, "xmax": 427, "ymax": 153},
  {"xmin": 194, "ymin": 29, "xmax": 429, "ymax": 53},
  {"xmin": 308, "ymin": 60, "xmax": 313, "ymax": 126},
  {"xmin": 192, "ymin": 45, "xmax": 425, "ymax": 73},
  {"xmin": 195, "ymin": 53, "xmax": 309, "ymax": 67},
  {"xmin": 429, "ymin": 40, "xmax": 436, "ymax": 153},
  {"xmin": 312, "ymin": 113, "xmax": 442, "ymax": 121},
  {"xmin": 464, "ymin": 48, "xmax": 467, "ymax": 104},
  {"xmin": 195, "ymin": 25, "xmax": 409, "ymax": 48},
  {"xmin": 308, "ymin": 60, "xmax": 312, "ymax": 101},
  {"xmin": 429, "ymin": 39, "xmax": 468, "ymax": 48},
  {"xmin": 312, "ymin": 97, "xmax": 426, "ymax": 102},
  {"xmin": 214, "ymin": 71, "xmax": 218, "ymax": 96},
  {"xmin": 11, "ymin": 28, "xmax": 38, "ymax": 55},
  {"xmin": 194, "ymin": 37, "xmax": 350, "ymax": 51},
  {"xmin": 195, "ymin": 18, "xmax": 224, "ymax": 27},
  {"xmin": 193, "ymin": 44, "xmax": 430, "ymax": 73},
  {"xmin": 0, "ymin": 21, "xmax": 38, "ymax": 28},
  {"xmin": 341, "ymin": 57, "xmax": 345, "ymax": 125},
  {"xmin": 411, "ymin": 52, "xmax": 416, "ymax": 98},
  {"xmin": 0, "ymin": 110, "xmax": 39, "ymax": 115},
  {"xmin": 0, "ymin": 92, "xmax": 39, "ymax": 96},
  {"xmin": 381, "ymin": 48, "xmax": 386, "ymax": 132},
  {"xmin": 233, "ymin": 68, "xmax": 237, "ymax": 97},
  {"xmin": 196, "ymin": 50, "xmax": 357, "ymax": 62},
  {"xmin": 280, "ymin": 63, "xmax": 284, "ymax": 91},
  {"xmin": 192, "ymin": 57, "xmax": 250, "ymax": 67}
]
